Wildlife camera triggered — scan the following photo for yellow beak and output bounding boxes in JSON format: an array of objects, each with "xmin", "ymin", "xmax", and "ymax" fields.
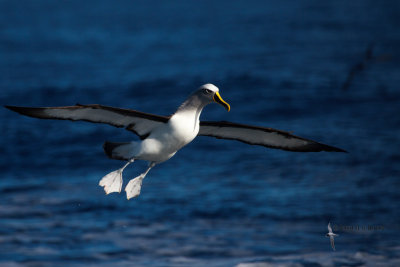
[{"xmin": 213, "ymin": 91, "xmax": 230, "ymax": 111}]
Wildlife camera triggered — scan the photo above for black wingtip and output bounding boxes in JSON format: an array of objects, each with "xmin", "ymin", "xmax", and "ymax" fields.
[
  {"xmin": 4, "ymin": 105, "xmax": 27, "ymax": 114},
  {"xmin": 323, "ymin": 144, "xmax": 348, "ymax": 153},
  {"xmin": 4, "ymin": 105, "xmax": 46, "ymax": 118},
  {"xmin": 4, "ymin": 105, "xmax": 17, "ymax": 111},
  {"xmin": 334, "ymin": 148, "xmax": 348, "ymax": 153}
]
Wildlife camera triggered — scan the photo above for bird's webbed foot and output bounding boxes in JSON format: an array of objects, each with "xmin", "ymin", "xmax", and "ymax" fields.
[
  {"xmin": 125, "ymin": 174, "xmax": 145, "ymax": 200},
  {"xmin": 99, "ymin": 159, "xmax": 134, "ymax": 194},
  {"xmin": 99, "ymin": 169, "xmax": 123, "ymax": 194},
  {"xmin": 125, "ymin": 162, "xmax": 156, "ymax": 200}
]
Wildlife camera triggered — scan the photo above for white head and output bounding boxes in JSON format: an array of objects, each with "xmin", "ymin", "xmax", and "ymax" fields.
[{"xmin": 195, "ymin": 83, "xmax": 230, "ymax": 111}]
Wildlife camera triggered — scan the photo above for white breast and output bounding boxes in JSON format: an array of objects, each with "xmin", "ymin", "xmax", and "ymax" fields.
[
  {"xmin": 134, "ymin": 111, "xmax": 199, "ymax": 163},
  {"xmin": 168, "ymin": 111, "xmax": 199, "ymax": 145}
]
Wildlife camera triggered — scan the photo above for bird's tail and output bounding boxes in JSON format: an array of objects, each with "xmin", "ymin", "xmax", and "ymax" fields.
[{"xmin": 103, "ymin": 141, "xmax": 139, "ymax": 161}]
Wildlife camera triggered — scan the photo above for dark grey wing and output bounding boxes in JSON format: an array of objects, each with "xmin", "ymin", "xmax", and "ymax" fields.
[
  {"xmin": 5, "ymin": 104, "xmax": 170, "ymax": 140},
  {"xmin": 199, "ymin": 121, "xmax": 347, "ymax": 152}
]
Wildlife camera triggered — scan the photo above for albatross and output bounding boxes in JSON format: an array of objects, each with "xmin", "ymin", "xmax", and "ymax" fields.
[{"xmin": 5, "ymin": 84, "xmax": 346, "ymax": 199}]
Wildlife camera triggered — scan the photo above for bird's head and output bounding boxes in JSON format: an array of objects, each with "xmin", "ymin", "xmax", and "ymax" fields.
[{"xmin": 197, "ymin": 83, "xmax": 230, "ymax": 111}]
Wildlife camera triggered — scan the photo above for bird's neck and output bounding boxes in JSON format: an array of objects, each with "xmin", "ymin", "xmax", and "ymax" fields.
[
  {"xmin": 175, "ymin": 95, "xmax": 206, "ymax": 117},
  {"xmin": 173, "ymin": 94, "xmax": 207, "ymax": 126}
]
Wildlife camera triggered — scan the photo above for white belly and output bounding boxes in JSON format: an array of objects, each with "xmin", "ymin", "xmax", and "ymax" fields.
[{"xmin": 134, "ymin": 112, "xmax": 199, "ymax": 163}]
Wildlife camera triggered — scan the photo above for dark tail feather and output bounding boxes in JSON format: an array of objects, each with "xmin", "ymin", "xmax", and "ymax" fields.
[{"xmin": 103, "ymin": 141, "xmax": 131, "ymax": 160}]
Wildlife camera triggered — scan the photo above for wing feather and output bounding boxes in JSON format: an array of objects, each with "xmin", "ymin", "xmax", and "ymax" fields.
[
  {"xmin": 199, "ymin": 121, "xmax": 346, "ymax": 152},
  {"xmin": 328, "ymin": 222, "xmax": 333, "ymax": 233},
  {"xmin": 5, "ymin": 104, "xmax": 169, "ymax": 139}
]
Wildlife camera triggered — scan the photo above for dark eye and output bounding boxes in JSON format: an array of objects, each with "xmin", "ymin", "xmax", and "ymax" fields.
[{"xmin": 203, "ymin": 89, "xmax": 212, "ymax": 94}]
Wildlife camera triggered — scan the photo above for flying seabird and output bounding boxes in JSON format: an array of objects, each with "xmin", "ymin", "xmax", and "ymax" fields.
[
  {"xmin": 5, "ymin": 84, "xmax": 346, "ymax": 199},
  {"xmin": 326, "ymin": 222, "xmax": 339, "ymax": 251}
]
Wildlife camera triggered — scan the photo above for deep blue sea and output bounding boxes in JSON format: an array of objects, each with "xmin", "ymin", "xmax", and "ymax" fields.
[{"xmin": 1, "ymin": 1, "xmax": 400, "ymax": 266}]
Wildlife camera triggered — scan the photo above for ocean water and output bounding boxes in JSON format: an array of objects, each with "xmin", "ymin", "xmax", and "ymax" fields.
[{"xmin": 1, "ymin": 0, "xmax": 400, "ymax": 266}]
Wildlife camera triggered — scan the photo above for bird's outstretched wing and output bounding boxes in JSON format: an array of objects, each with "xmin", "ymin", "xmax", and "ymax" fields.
[
  {"xmin": 199, "ymin": 121, "xmax": 346, "ymax": 152},
  {"xmin": 5, "ymin": 104, "xmax": 169, "ymax": 140},
  {"xmin": 328, "ymin": 222, "xmax": 333, "ymax": 233}
]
